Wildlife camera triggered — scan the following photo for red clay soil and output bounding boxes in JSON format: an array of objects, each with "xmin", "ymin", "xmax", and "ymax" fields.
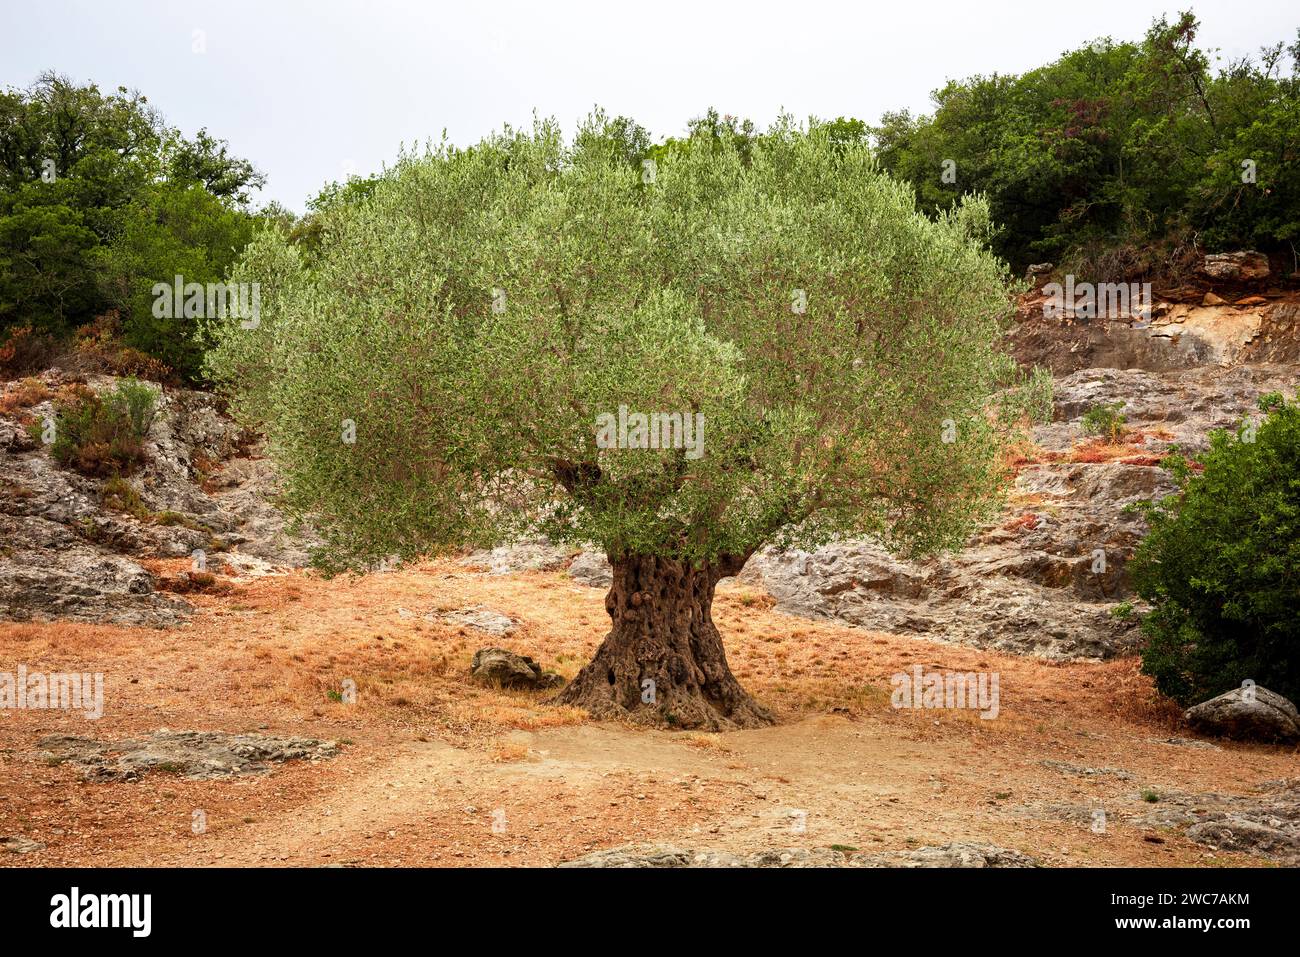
[{"xmin": 1, "ymin": 558, "xmax": 1295, "ymax": 867}]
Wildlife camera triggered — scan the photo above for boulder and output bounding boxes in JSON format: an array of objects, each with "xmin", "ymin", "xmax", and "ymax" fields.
[
  {"xmin": 1183, "ymin": 685, "xmax": 1300, "ymax": 743},
  {"xmin": 437, "ymin": 606, "xmax": 517, "ymax": 636},
  {"xmin": 461, "ymin": 540, "xmax": 571, "ymax": 575},
  {"xmin": 1200, "ymin": 251, "xmax": 1270, "ymax": 283},
  {"xmin": 568, "ymin": 550, "xmax": 613, "ymax": 587},
  {"xmin": 470, "ymin": 647, "xmax": 563, "ymax": 689}
]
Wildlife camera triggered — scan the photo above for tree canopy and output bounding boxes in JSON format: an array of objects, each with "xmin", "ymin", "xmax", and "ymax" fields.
[
  {"xmin": 0, "ymin": 71, "xmax": 265, "ymax": 379},
  {"xmin": 208, "ymin": 115, "xmax": 1036, "ymax": 576},
  {"xmin": 872, "ymin": 13, "xmax": 1300, "ymax": 275}
]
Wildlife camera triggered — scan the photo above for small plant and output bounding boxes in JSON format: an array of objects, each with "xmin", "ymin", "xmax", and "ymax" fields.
[
  {"xmin": 0, "ymin": 377, "xmax": 53, "ymax": 415},
  {"xmin": 1081, "ymin": 401, "xmax": 1127, "ymax": 442},
  {"xmin": 39, "ymin": 378, "xmax": 158, "ymax": 477},
  {"xmin": 1140, "ymin": 788, "xmax": 1160, "ymax": 803},
  {"xmin": 111, "ymin": 378, "xmax": 159, "ymax": 438},
  {"xmin": 0, "ymin": 326, "xmax": 59, "ymax": 376},
  {"xmin": 1110, "ymin": 601, "xmax": 1134, "ymax": 621},
  {"xmin": 101, "ymin": 476, "xmax": 151, "ymax": 520},
  {"xmin": 1258, "ymin": 391, "xmax": 1285, "ymax": 413}
]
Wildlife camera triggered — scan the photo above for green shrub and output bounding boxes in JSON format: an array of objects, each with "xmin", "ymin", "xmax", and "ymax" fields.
[
  {"xmin": 1082, "ymin": 402, "xmax": 1127, "ymax": 442},
  {"xmin": 1129, "ymin": 397, "xmax": 1300, "ymax": 704},
  {"xmin": 110, "ymin": 377, "xmax": 159, "ymax": 438},
  {"xmin": 100, "ymin": 475, "xmax": 151, "ymax": 520},
  {"xmin": 41, "ymin": 378, "xmax": 158, "ymax": 477}
]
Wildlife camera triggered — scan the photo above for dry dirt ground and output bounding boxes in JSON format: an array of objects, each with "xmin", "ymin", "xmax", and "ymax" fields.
[{"xmin": 1, "ymin": 558, "xmax": 1295, "ymax": 867}]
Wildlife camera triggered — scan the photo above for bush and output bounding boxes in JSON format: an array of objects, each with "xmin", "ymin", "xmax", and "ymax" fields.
[
  {"xmin": 0, "ymin": 325, "xmax": 59, "ymax": 378},
  {"xmin": 67, "ymin": 312, "xmax": 176, "ymax": 384},
  {"xmin": 1081, "ymin": 402, "xmax": 1127, "ymax": 442},
  {"xmin": 37, "ymin": 378, "xmax": 158, "ymax": 477},
  {"xmin": 1129, "ymin": 395, "xmax": 1300, "ymax": 704}
]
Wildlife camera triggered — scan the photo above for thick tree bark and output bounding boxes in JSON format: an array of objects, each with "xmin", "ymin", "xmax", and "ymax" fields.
[{"xmin": 553, "ymin": 553, "xmax": 774, "ymax": 730}]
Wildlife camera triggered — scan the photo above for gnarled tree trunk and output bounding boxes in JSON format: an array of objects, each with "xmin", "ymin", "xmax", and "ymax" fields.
[{"xmin": 554, "ymin": 553, "xmax": 773, "ymax": 730}]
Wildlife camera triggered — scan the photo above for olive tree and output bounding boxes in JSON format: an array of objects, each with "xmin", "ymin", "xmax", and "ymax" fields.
[{"xmin": 207, "ymin": 115, "xmax": 1031, "ymax": 729}]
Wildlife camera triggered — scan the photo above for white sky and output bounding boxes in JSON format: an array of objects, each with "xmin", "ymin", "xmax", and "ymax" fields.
[{"xmin": 3, "ymin": 0, "xmax": 1296, "ymax": 211}]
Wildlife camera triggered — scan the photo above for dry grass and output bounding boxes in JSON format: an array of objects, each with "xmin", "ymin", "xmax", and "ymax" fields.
[
  {"xmin": 683, "ymin": 732, "xmax": 731, "ymax": 752},
  {"xmin": 488, "ymin": 740, "xmax": 531, "ymax": 763},
  {"xmin": 0, "ymin": 377, "xmax": 52, "ymax": 415}
]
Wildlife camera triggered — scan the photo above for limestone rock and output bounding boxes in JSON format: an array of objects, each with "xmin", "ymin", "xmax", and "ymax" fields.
[
  {"xmin": 461, "ymin": 540, "xmax": 572, "ymax": 575},
  {"xmin": 741, "ymin": 365, "xmax": 1295, "ymax": 659},
  {"xmin": 568, "ymin": 550, "xmax": 613, "ymax": 587},
  {"xmin": 1, "ymin": 836, "xmax": 45, "ymax": 854},
  {"xmin": 0, "ymin": 370, "xmax": 314, "ymax": 627},
  {"xmin": 1130, "ymin": 779, "xmax": 1300, "ymax": 864},
  {"xmin": 558, "ymin": 841, "xmax": 1037, "ymax": 868},
  {"xmin": 438, "ymin": 606, "xmax": 517, "ymax": 636},
  {"xmin": 1184, "ymin": 685, "xmax": 1300, "ymax": 743},
  {"xmin": 470, "ymin": 647, "xmax": 563, "ymax": 689},
  {"xmin": 1200, "ymin": 251, "xmax": 1270, "ymax": 283},
  {"xmin": 37, "ymin": 730, "xmax": 340, "ymax": 781}
]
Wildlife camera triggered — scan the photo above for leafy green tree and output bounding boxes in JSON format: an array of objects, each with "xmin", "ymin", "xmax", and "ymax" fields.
[
  {"xmin": 1130, "ymin": 396, "xmax": 1300, "ymax": 704},
  {"xmin": 0, "ymin": 71, "xmax": 265, "ymax": 368},
  {"xmin": 208, "ymin": 116, "xmax": 1033, "ymax": 729},
  {"xmin": 873, "ymin": 13, "xmax": 1300, "ymax": 275},
  {"xmin": 0, "ymin": 200, "xmax": 99, "ymax": 329},
  {"xmin": 93, "ymin": 182, "xmax": 258, "ymax": 379},
  {"xmin": 164, "ymin": 128, "xmax": 264, "ymax": 204},
  {"xmin": 285, "ymin": 173, "xmax": 385, "ymax": 261}
]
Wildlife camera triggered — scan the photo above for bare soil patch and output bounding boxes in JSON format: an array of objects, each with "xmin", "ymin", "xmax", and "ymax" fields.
[{"xmin": 1, "ymin": 559, "xmax": 1295, "ymax": 867}]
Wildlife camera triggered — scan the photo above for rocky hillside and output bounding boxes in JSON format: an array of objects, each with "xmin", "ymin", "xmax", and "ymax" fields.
[
  {"xmin": 742, "ymin": 363, "xmax": 1294, "ymax": 659},
  {"xmin": 0, "ymin": 371, "xmax": 313, "ymax": 627}
]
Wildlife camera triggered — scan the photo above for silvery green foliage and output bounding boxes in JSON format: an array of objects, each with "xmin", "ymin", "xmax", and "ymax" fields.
[{"xmin": 206, "ymin": 115, "xmax": 1029, "ymax": 573}]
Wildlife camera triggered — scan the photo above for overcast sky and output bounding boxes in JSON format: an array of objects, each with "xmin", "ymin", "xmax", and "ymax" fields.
[{"xmin": 3, "ymin": 0, "xmax": 1296, "ymax": 211}]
